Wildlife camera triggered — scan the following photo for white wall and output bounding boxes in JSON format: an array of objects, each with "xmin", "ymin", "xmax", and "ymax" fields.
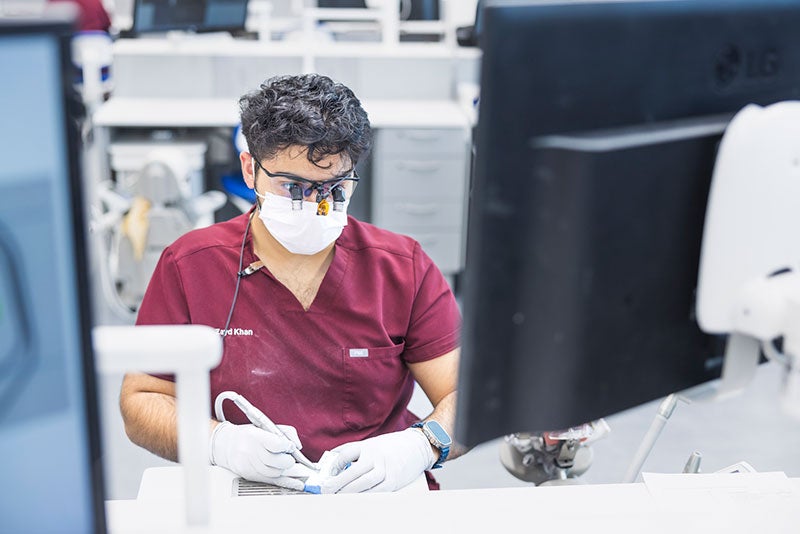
[
  {"xmin": 445, "ymin": 0, "xmax": 478, "ymax": 27},
  {"xmin": 0, "ymin": 0, "xmax": 47, "ymax": 16}
]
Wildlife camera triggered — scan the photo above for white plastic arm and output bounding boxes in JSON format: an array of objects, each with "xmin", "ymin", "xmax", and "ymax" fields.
[
  {"xmin": 782, "ymin": 290, "xmax": 800, "ymax": 419},
  {"xmin": 93, "ymin": 324, "xmax": 223, "ymax": 527},
  {"xmin": 623, "ymin": 394, "xmax": 688, "ymax": 483}
]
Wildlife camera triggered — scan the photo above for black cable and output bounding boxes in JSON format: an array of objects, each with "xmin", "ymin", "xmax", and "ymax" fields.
[{"xmin": 221, "ymin": 213, "xmax": 252, "ymax": 335}]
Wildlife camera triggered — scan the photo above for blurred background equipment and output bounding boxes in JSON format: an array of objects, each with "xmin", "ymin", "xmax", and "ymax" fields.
[
  {"xmin": 499, "ymin": 420, "xmax": 609, "ymax": 486},
  {"xmin": 129, "ymin": 0, "xmax": 249, "ymax": 35},
  {"xmin": 70, "ymin": 29, "xmax": 113, "ymax": 108},
  {"xmin": 694, "ymin": 101, "xmax": 800, "ymax": 420},
  {"xmin": 93, "ymin": 142, "xmax": 225, "ymax": 319}
]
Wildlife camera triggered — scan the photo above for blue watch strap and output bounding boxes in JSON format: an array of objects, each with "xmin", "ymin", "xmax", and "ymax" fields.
[
  {"xmin": 412, "ymin": 421, "xmax": 450, "ymax": 469},
  {"xmin": 434, "ymin": 444, "xmax": 450, "ymax": 469}
]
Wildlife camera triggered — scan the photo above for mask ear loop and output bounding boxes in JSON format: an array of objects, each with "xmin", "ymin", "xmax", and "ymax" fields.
[{"xmin": 251, "ymin": 158, "xmax": 263, "ymax": 212}]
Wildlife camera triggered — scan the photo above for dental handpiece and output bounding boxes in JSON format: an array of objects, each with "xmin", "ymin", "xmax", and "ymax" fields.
[{"xmin": 227, "ymin": 393, "xmax": 318, "ymax": 470}]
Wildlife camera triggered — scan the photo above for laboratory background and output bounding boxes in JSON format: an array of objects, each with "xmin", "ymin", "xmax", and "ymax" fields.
[{"xmin": 1, "ymin": 0, "xmax": 800, "ymax": 532}]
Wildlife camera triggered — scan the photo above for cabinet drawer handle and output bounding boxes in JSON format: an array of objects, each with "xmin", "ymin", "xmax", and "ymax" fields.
[
  {"xmin": 396, "ymin": 161, "xmax": 441, "ymax": 173},
  {"xmin": 398, "ymin": 131, "xmax": 442, "ymax": 142}
]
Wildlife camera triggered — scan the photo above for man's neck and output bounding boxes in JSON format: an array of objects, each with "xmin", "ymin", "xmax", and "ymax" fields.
[{"xmin": 250, "ymin": 214, "xmax": 335, "ymax": 278}]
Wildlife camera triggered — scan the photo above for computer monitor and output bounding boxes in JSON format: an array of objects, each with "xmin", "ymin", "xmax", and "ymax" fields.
[
  {"xmin": 317, "ymin": 0, "xmax": 368, "ymax": 7},
  {"xmin": 456, "ymin": 0, "xmax": 800, "ymax": 447},
  {"xmin": 456, "ymin": 1, "xmax": 483, "ymax": 47},
  {"xmin": 0, "ymin": 12, "xmax": 106, "ymax": 533},
  {"xmin": 401, "ymin": 0, "xmax": 440, "ymax": 21},
  {"xmin": 131, "ymin": 0, "xmax": 249, "ymax": 34},
  {"xmin": 317, "ymin": 0, "xmax": 438, "ymax": 20}
]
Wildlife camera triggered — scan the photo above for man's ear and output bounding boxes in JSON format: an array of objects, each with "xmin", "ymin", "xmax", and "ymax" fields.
[{"xmin": 241, "ymin": 151, "xmax": 255, "ymax": 189}]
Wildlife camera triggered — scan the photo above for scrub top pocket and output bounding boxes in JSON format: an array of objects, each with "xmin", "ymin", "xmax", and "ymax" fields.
[{"xmin": 342, "ymin": 342, "xmax": 409, "ymax": 431}]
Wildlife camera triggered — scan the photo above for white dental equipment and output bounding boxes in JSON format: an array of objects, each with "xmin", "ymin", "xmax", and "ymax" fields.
[
  {"xmin": 500, "ymin": 419, "xmax": 610, "ymax": 486},
  {"xmin": 696, "ymin": 101, "xmax": 800, "ymax": 418}
]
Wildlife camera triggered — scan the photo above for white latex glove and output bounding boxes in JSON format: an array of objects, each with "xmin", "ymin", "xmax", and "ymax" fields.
[
  {"xmin": 320, "ymin": 428, "xmax": 436, "ymax": 493},
  {"xmin": 210, "ymin": 421, "xmax": 306, "ymax": 491}
]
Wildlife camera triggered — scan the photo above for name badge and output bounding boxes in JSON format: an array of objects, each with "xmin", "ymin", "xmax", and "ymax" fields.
[{"xmin": 349, "ymin": 348, "xmax": 369, "ymax": 358}]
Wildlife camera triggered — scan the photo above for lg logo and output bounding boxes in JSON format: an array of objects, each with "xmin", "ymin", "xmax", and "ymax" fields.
[{"xmin": 715, "ymin": 45, "xmax": 780, "ymax": 88}]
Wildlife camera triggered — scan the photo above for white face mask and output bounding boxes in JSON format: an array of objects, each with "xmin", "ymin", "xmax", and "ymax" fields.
[{"xmin": 256, "ymin": 192, "xmax": 348, "ymax": 255}]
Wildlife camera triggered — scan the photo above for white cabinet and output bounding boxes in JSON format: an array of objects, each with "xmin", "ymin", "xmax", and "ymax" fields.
[{"xmin": 371, "ymin": 127, "xmax": 470, "ymax": 274}]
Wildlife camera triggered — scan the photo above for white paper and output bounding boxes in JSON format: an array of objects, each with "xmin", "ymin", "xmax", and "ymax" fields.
[{"xmin": 642, "ymin": 472, "xmax": 800, "ymax": 532}]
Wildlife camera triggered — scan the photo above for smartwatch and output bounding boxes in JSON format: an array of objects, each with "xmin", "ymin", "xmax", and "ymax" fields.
[{"xmin": 412, "ymin": 420, "xmax": 452, "ymax": 469}]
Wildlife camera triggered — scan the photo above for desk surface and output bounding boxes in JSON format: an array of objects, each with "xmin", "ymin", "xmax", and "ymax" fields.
[
  {"xmin": 106, "ymin": 469, "xmax": 800, "ymax": 534},
  {"xmin": 94, "ymin": 98, "xmax": 473, "ymax": 129}
]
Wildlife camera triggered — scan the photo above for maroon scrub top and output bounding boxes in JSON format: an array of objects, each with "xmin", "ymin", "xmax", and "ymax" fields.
[
  {"xmin": 49, "ymin": 0, "xmax": 111, "ymax": 32},
  {"xmin": 136, "ymin": 212, "xmax": 462, "ymax": 462}
]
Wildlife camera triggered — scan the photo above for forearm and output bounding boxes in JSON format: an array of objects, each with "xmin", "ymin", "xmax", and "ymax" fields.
[
  {"xmin": 424, "ymin": 390, "xmax": 469, "ymax": 462},
  {"xmin": 120, "ymin": 388, "xmax": 180, "ymax": 461},
  {"xmin": 119, "ymin": 373, "xmax": 218, "ymax": 462}
]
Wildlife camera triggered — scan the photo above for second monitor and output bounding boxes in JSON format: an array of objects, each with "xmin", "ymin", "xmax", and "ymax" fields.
[
  {"xmin": 131, "ymin": 0, "xmax": 249, "ymax": 34},
  {"xmin": 456, "ymin": 0, "xmax": 800, "ymax": 447}
]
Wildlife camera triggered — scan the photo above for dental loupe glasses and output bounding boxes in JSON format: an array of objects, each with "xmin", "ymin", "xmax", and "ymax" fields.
[
  {"xmin": 285, "ymin": 179, "xmax": 354, "ymax": 216},
  {"xmin": 253, "ymin": 156, "xmax": 359, "ymax": 215}
]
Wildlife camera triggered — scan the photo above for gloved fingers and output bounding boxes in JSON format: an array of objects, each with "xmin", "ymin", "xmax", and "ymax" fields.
[
  {"xmin": 254, "ymin": 447, "xmax": 296, "ymax": 472},
  {"xmin": 334, "ymin": 466, "xmax": 385, "ymax": 494},
  {"xmin": 365, "ymin": 476, "xmax": 402, "ymax": 493},
  {"xmin": 238, "ymin": 465, "xmax": 306, "ymax": 492},
  {"xmin": 276, "ymin": 424, "xmax": 303, "ymax": 450},
  {"xmin": 328, "ymin": 442, "xmax": 362, "ymax": 472},
  {"xmin": 249, "ymin": 427, "xmax": 298, "ymax": 454},
  {"xmin": 282, "ymin": 462, "xmax": 316, "ymax": 479},
  {"xmin": 266, "ymin": 476, "xmax": 306, "ymax": 493},
  {"xmin": 245, "ymin": 455, "xmax": 286, "ymax": 480},
  {"xmin": 319, "ymin": 458, "xmax": 374, "ymax": 494}
]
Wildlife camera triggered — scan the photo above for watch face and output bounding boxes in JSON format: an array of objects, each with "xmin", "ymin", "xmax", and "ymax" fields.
[{"xmin": 426, "ymin": 421, "xmax": 452, "ymax": 447}]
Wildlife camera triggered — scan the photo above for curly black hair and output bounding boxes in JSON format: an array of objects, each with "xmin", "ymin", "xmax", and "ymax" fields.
[{"xmin": 239, "ymin": 74, "xmax": 372, "ymax": 168}]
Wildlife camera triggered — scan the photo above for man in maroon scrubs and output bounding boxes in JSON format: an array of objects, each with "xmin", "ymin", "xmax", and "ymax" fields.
[{"xmin": 120, "ymin": 74, "xmax": 464, "ymax": 493}]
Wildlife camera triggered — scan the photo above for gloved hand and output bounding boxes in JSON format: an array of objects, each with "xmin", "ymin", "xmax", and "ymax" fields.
[
  {"xmin": 320, "ymin": 428, "xmax": 436, "ymax": 493},
  {"xmin": 210, "ymin": 421, "xmax": 306, "ymax": 491}
]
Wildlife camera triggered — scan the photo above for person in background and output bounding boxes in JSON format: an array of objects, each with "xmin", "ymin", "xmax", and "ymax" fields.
[
  {"xmin": 119, "ymin": 73, "xmax": 466, "ymax": 493},
  {"xmin": 49, "ymin": 0, "xmax": 111, "ymax": 32}
]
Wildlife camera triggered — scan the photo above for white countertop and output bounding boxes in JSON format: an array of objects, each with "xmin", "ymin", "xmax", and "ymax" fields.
[
  {"xmin": 105, "ymin": 469, "xmax": 800, "ymax": 534},
  {"xmin": 93, "ymin": 97, "xmax": 473, "ymax": 129},
  {"xmin": 112, "ymin": 36, "xmax": 482, "ymax": 60}
]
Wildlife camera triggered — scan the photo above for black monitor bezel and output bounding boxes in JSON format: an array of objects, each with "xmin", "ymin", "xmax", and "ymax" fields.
[{"xmin": 130, "ymin": 0, "xmax": 250, "ymax": 35}]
